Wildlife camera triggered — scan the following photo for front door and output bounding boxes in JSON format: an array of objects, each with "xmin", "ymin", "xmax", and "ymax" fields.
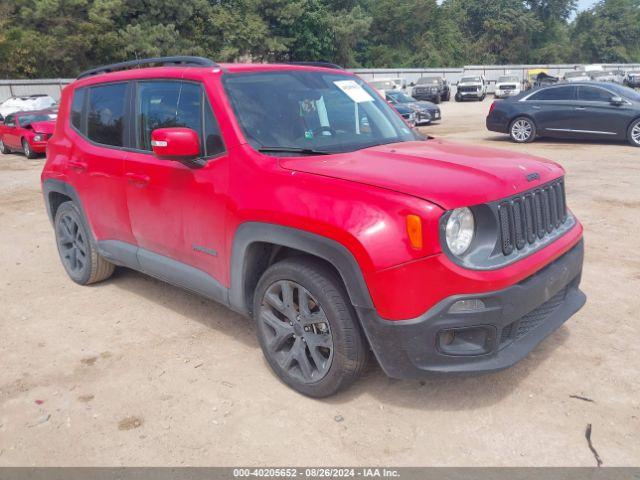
[
  {"xmin": 574, "ymin": 85, "xmax": 632, "ymax": 139},
  {"xmin": 124, "ymin": 80, "xmax": 229, "ymax": 284}
]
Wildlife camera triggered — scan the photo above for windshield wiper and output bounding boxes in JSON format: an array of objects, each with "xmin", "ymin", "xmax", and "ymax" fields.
[{"xmin": 258, "ymin": 146, "xmax": 332, "ymax": 156}]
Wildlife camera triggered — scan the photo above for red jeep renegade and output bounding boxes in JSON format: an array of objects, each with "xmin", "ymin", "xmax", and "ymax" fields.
[{"xmin": 42, "ymin": 57, "xmax": 586, "ymax": 397}]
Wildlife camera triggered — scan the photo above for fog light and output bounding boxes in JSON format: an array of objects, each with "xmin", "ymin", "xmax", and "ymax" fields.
[
  {"xmin": 438, "ymin": 326, "xmax": 495, "ymax": 356},
  {"xmin": 448, "ymin": 298, "xmax": 485, "ymax": 313},
  {"xmin": 440, "ymin": 330, "xmax": 455, "ymax": 346}
]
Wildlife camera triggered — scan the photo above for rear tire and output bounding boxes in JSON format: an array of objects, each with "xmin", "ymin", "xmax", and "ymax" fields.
[
  {"xmin": 627, "ymin": 118, "xmax": 640, "ymax": 147},
  {"xmin": 22, "ymin": 139, "xmax": 37, "ymax": 159},
  {"xmin": 0, "ymin": 139, "xmax": 10, "ymax": 154},
  {"xmin": 509, "ymin": 116, "xmax": 536, "ymax": 143},
  {"xmin": 54, "ymin": 201, "xmax": 115, "ymax": 285},
  {"xmin": 253, "ymin": 257, "xmax": 368, "ymax": 398}
]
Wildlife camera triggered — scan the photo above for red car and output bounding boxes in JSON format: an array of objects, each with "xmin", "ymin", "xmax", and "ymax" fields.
[
  {"xmin": 42, "ymin": 57, "xmax": 586, "ymax": 397},
  {"xmin": 0, "ymin": 110, "xmax": 57, "ymax": 158}
]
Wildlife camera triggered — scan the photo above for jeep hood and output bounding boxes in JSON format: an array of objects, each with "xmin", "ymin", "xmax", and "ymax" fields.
[
  {"xmin": 278, "ymin": 140, "xmax": 564, "ymax": 210},
  {"xmin": 29, "ymin": 121, "xmax": 55, "ymax": 134}
]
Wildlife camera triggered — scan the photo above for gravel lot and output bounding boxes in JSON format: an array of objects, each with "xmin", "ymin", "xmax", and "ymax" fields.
[{"xmin": 1, "ymin": 98, "xmax": 639, "ymax": 466}]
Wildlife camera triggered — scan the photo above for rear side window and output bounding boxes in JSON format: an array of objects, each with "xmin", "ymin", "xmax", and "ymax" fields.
[
  {"xmin": 71, "ymin": 88, "xmax": 85, "ymax": 131},
  {"xmin": 578, "ymin": 86, "xmax": 614, "ymax": 102},
  {"xmin": 87, "ymin": 83, "xmax": 127, "ymax": 147},
  {"xmin": 528, "ymin": 86, "xmax": 576, "ymax": 101}
]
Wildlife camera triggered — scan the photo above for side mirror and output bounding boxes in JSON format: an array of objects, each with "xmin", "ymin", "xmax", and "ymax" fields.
[
  {"xmin": 610, "ymin": 96, "xmax": 624, "ymax": 105},
  {"xmin": 151, "ymin": 128, "xmax": 200, "ymax": 160},
  {"xmin": 409, "ymin": 82, "xmax": 415, "ymax": 87}
]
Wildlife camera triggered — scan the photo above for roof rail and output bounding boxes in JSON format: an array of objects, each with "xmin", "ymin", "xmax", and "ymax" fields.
[
  {"xmin": 77, "ymin": 56, "xmax": 220, "ymax": 80},
  {"xmin": 287, "ymin": 61, "xmax": 344, "ymax": 70}
]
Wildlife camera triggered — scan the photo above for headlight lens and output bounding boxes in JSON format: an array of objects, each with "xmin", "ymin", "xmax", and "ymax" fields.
[
  {"xmin": 445, "ymin": 207, "xmax": 475, "ymax": 256},
  {"xmin": 33, "ymin": 135, "xmax": 43, "ymax": 142}
]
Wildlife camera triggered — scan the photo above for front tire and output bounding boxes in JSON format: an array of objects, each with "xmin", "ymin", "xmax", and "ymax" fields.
[
  {"xmin": 455, "ymin": 94, "xmax": 462, "ymax": 102},
  {"xmin": 509, "ymin": 116, "xmax": 536, "ymax": 143},
  {"xmin": 434, "ymin": 94, "xmax": 441, "ymax": 104},
  {"xmin": 253, "ymin": 257, "xmax": 368, "ymax": 398},
  {"xmin": 54, "ymin": 201, "xmax": 115, "ymax": 285},
  {"xmin": 627, "ymin": 118, "xmax": 640, "ymax": 147},
  {"xmin": 22, "ymin": 139, "xmax": 37, "ymax": 159}
]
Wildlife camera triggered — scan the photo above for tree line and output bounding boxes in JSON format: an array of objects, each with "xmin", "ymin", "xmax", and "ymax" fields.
[{"xmin": 0, "ymin": 0, "xmax": 639, "ymax": 79}]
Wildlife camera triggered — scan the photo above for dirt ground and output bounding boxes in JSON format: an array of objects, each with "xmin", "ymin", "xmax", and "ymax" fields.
[{"xmin": 1, "ymin": 98, "xmax": 639, "ymax": 467}]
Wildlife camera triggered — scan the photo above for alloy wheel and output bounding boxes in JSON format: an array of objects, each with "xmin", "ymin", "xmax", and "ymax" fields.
[
  {"xmin": 56, "ymin": 213, "xmax": 88, "ymax": 274},
  {"xmin": 23, "ymin": 141, "xmax": 31, "ymax": 158},
  {"xmin": 632, "ymin": 122, "xmax": 640, "ymax": 145},
  {"xmin": 259, "ymin": 280, "xmax": 334, "ymax": 383},
  {"xmin": 511, "ymin": 119, "xmax": 533, "ymax": 142}
]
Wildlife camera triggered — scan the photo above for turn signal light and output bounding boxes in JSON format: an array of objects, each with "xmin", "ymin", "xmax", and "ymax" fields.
[
  {"xmin": 406, "ymin": 214, "xmax": 423, "ymax": 250},
  {"xmin": 489, "ymin": 101, "xmax": 497, "ymax": 114}
]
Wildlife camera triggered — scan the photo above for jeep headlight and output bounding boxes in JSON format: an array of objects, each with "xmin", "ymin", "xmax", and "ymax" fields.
[{"xmin": 445, "ymin": 207, "xmax": 475, "ymax": 256}]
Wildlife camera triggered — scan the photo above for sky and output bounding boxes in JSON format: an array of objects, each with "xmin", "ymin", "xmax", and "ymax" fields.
[{"xmin": 575, "ymin": 0, "xmax": 598, "ymax": 13}]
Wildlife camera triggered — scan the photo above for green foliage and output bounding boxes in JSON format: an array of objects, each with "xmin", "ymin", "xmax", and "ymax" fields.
[
  {"xmin": 0, "ymin": 0, "xmax": 638, "ymax": 78},
  {"xmin": 572, "ymin": 0, "xmax": 640, "ymax": 63}
]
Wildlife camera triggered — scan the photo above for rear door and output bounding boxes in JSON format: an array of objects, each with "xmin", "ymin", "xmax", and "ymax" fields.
[
  {"xmin": 66, "ymin": 82, "xmax": 136, "ymax": 244},
  {"xmin": 574, "ymin": 85, "xmax": 633, "ymax": 138},
  {"xmin": 522, "ymin": 85, "xmax": 579, "ymax": 137}
]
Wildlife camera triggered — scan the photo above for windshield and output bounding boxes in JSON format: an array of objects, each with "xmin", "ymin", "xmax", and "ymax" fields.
[
  {"xmin": 223, "ymin": 71, "xmax": 421, "ymax": 155},
  {"xmin": 387, "ymin": 91, "xmax": 415, "ymax": 103},
  {"xmin": 460, "ymin": 77, "xmax": 481, "ymax": 83},
  {"xmin": 18, "ymin": 113, "xmax": 55, "ymax": 125},
  {"xmin": 417, "ymin": 77, "xmax": 440, "ymax": 85},
  {"xmin": 498, "ymin": 76, "xmax": 518, "ymax": 83}
]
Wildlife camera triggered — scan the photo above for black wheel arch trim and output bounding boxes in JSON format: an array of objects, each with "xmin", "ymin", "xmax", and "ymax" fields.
[
  {"xmin": 229, "ymin": 222, "xmax": 375, "ymax": 316},
  {"xmin": 42, "ymin": 179, "xmax": 92, "ymax": 234}
]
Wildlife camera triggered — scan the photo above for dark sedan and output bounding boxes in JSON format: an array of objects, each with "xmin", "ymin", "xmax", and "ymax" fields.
[
  {"xmin": 386, "ymin": 90, "xmax": 440, "ymax": 125},
  {"xmin": 486, "ymin": 82, "xmax": 640, "ymax": 147}
]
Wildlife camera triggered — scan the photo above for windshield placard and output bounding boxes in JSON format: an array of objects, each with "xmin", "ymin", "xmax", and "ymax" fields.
[{"xmin": 334, "ymin": 80, "xmax": 374, "ymax": 103}]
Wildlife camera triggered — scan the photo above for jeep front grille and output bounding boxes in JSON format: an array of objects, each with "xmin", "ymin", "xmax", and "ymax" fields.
[{"xmin": 498, "ymin": 178, "xmax": 567, "ymax": 256}]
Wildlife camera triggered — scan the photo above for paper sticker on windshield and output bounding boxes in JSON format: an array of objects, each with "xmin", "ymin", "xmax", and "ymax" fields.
[{"xmin": 334, "ymin": 80, "xmax": 374, "ymax": 103}]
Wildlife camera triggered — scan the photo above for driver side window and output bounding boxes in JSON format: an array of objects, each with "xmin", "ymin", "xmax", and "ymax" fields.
[
  {"xmin": 135, "ymin": 80, "xmax": 225, "ymax": 158},
  {"xmin": 4, "ymin": 114, "xmax": 15, "ymax": 127},
  {"xmin": 578, "ymin": 86, "xmax": 614, "ymax": 102}
]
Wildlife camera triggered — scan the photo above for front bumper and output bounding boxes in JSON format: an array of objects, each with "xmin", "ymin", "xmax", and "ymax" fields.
[
  {"xmin": 30, "ymin": 141, "xmax": 47, "ymax": 153},
  {"xmin": 495, "ymin": 90, "xmax": 520, "ymax": 98},
  {"xmin": 413, "ymin": 92, "xmax": 439, "ymax": 101},
  {"xmin": 457, "ymin": 91, "xmax": 482, "ymax": 98},
  {"xmin": 415, "ymin": 111, "xmax": 433, "ymax": 125},
  {"xmin": 356, "ymin": 239, "xmax": 585, "ymax": 379}
]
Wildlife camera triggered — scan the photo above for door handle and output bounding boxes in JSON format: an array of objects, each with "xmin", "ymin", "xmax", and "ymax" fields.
[
  {"xmin": 125, "ymin": 172, "xmax": 150, "ymax": 187},
  {"xmin": 575, "ymin": 106, "xmax": 586, "ymax": 110},
  {"xmin": 531, "ymin": 106, "xmax": 541, "ymax": 110},
  {"xmin": 68, "ymin": 160, "xmax": 88, "ymax": 172}
]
